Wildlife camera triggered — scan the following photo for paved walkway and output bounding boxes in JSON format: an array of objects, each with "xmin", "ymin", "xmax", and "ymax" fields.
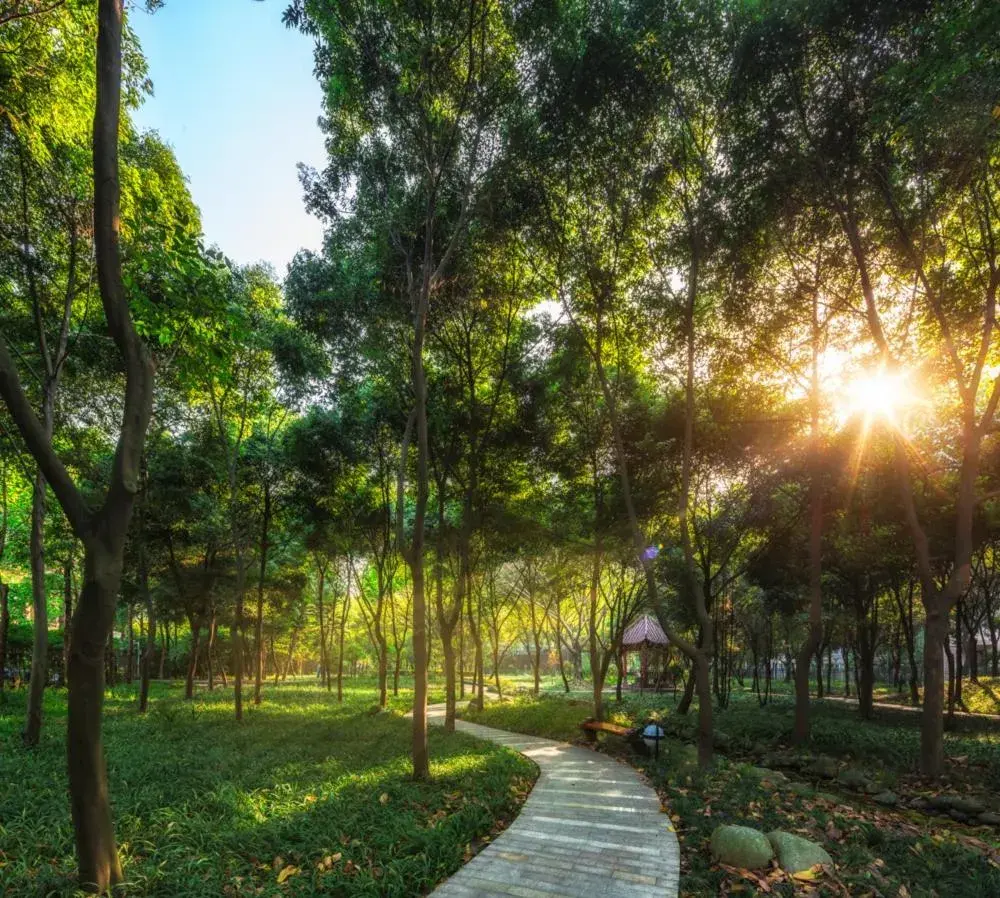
[{"xmin": 428, "ymin": 705, "xmax": 679, "ymax": 897}]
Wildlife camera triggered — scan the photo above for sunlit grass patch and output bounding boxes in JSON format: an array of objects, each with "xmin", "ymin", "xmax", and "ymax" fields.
[{"xmin": 0, "ymin": 680, "xmax": 535, "ymax": 897}]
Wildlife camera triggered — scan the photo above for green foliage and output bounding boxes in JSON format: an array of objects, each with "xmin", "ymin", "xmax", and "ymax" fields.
[{"xmin": 0, "ymin": 682, "xmax": 535, "ymax": 896}]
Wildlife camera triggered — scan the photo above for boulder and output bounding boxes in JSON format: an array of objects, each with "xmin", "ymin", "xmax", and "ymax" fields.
[
  {"xmin": 805, "ymin": 756, "xmax": 839, "ymax": 779},
  {"xmin": 713, "ymin": 730, "xmax": 732, "ymax": 751},
  {"xmin": 746, "ymin": 766, "xmax": 788, "ymax": 785},
  {"xmin": 944, "ymin": 795, "xmax": 986, "ymax": 816},
  {"xmin": 977, "ymin": 812, "xmax": 1000, "ymax": 826},
  {"xmin": 710, "ymin": 825, "xmax": 775, "ymax": 870},
  {"xmin": 927, "ymin": 794, "xmax": 986, "ymax": 816},
  {"xmin": 767, "ymin": 831, "xmax": 834, "ymax": 875},
  {"xmin": 786, "ymin": 781, "xmax": 814, "ymax": 797},
  {"xmin": 908, "ymin": 796, "xmax": 929, "ymax": 811},
  {"xmin": 873, "ymin": 791, "xmax": 898, "ymax": 807},
  {"xmin": 836, "ymin": 768, "xmax": 871, "ymax": 791}
]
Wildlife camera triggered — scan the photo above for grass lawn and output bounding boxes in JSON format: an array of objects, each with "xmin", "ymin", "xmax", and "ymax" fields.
[
  {"xmin": 0, "ymin": 680, "xmax": 536, "ymax": 897},
  {"xmin": 873, "ymin": 677, "xmax": 1000, "ymax": 716},
  {"xmin": 463, "ymin": 692, "xmax": 1000, "ymax": 897}
]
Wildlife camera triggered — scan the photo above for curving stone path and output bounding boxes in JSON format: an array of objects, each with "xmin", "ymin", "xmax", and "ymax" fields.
[{"xmin": 428, "ymin": 705, "xmax": 680, "ymax": 897}]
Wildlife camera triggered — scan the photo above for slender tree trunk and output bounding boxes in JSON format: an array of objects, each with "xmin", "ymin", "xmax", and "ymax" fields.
[
  {"xmin": 466, "ymin": 570, "xmax": 484, "ymax": 711},
  {"xmin": 125, "ymin": 603, "xmax": 134, "ymax": 685},
  {"xmin": 677, "ymin": 659, "xmax": 697, "ymax": 713},
  {"xmin": 794, "ymin": 299, "xmax": 824, "ymax": 742},
  {"xmin": 404, "ymin": 252, "xmax": 432, "ymax": 781},
  {"xmin": 231, "ymin": 513, "xmax": 246, "ymax": 721},
  {"xmin": 253, "ymin": 481, "xmax": 271, "ymax": 706},
  {"xmin": 441, "ymin": 622, "xmax": 456, "ymax": 731},
  {"xmin": 555, "ymin": 603, "xmax": 570, "ymax": 693},
  {"xmin": 377, "ymin": 627, "xmax": 388, "ymax": 709},
  {"xmin": 64, "ymin": 553, "xmax": 74, "ymax": 688},
  {"xmin": 253, "ymin": 480, "xmax": 271, "ymax": 705},
  {"xmin": 206, "ymin": 609, "xmax": 216, "ymax": 690},
  {"xmin": 588, "ymin": 538, "xmax": 604, "ymax": 721},
  {"xmin": 316, "ymin": 560, "xmax": 328, "ymax": 692},
  {"xmin": 185, "ymin": 621, "xmax": 200, "ymax": 700},
  {"xmin": 0, "ymin": 582, "xmax": 8, "ymax": 701},
  {"xmin": 138, "ymin": 467, "xmax": 155, "ymax": 713},
  {"xmin": 24, "ymin": 466, "xmax": 49, "ymax": 747},
  {"xmin": 954, "ymin": 604, "xmax": 964, "ymax": 712},
  {"xmin": 337, "ymin": 573, "xmax": 349, "ymax": 703}
]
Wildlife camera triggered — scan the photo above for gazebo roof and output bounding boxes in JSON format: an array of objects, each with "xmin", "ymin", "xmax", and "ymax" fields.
[{"xmin": 621, "ymin": 614, "xmax": 669, "ymax": 648}]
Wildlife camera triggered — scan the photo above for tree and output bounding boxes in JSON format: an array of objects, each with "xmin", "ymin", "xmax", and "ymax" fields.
[
  {"xmin": 284, "ymin": 0, "xmax": 518, "ymax": 778},
  {"xmin": 735, "ymin": 0, "xmax": 1000, "ymax": 776},
  {"xmin": 0, "ymin": 0, "xmax": 154, "ymax": 886}
]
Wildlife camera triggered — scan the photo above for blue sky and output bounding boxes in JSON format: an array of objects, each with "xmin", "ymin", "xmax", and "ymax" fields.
[{"xmin": 130, "ymin": 0, "xmax": 327, "ymax": 276}]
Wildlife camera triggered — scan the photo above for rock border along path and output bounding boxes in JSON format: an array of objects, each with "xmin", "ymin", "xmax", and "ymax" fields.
[{"xmin": 428, "ymin": 705, "xmax": 679, "ymax": 897}]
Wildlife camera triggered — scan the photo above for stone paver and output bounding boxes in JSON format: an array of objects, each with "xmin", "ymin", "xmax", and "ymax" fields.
[{"xmin": 429, "ymin": 706, "xmax": 679, "ymax": 897}]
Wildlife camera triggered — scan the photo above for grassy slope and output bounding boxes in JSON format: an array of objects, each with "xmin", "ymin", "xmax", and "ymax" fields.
[
  {"xmin": 0, "ymin": 681, "xmax": 535, "ymax": 897},
  {"xmin": 874, "ymin": 677, "xmax": 1000, "ymax": 716},
  {"xmin": 464, "ymin": 692, "xmax": 1000, "ymax": 898}
]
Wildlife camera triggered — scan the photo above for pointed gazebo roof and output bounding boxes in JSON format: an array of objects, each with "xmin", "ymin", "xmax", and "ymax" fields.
[{"xmin": 621, "ymin": 614, "xmax": 669, "ymax": 649}]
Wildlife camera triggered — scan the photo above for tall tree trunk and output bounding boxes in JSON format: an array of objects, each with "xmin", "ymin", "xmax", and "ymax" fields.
[
  {"xmin": 555, "ymin": 603, "xmax": 570, "ymax": 693},
  {"xmin": 588, "ymin": 539, "xmax": 604, "ymax": 721},
  {"xmin": 254, "ymin": 481, "xmax": 271, "ymax": 706},
  {"xmin": 677, "ymin": 660, "xmax": 696, "ymax": 713},
  {"xmin": 64, "ymin": 552, "xmax": 74, "ymax": 688},
  {"xmin": 138, "ymin": 464, "xmax": 154, "ymax": 714},
  {"xmin": 954, "ymin": 603, "xmax": 964, "ymax": 712},
  {"xmin": 794, "ymin": 300, "xmax": 824, "ymax": 743},
  {"xmin": 923, "ymin": 608, "xmax": 948, "ymax": 770},
  {"xmin": 185, "ymin": 621, "xmax": 201, "ymax": 700},
  {"xmin": 206, "ymin": 608, "xmax": 216, "ymax": 690},
  {"xmin": 337, "ymin": 571, "xmax": 350, "ymax": 703},
  {"xmin": 440, "ymin": 621, "xmax": 456, "ymax": 730},
  {"xmin": 0, "ymin": 582, "xmax": 8, "ymax": 701},
  {"xmin": 316, "ymin": 560, "xmax": 328, "ymax": 692},
  {"xmin": 230, "ymin": 506, "xmax": 246, "ymax": 722},
  {"xmin": 466, "ymin": 566, "xmax": 484, "ymax": 711},
  {"xmin": 67, "ymin": 550, "xmax": 125, "ymax": 890},
  {"xmin": 404, "ymin": 251, "xmax": 432, "ymax": 780},
  {"xmin": 125, "ymin": 603, "xmax": 134, "ymax": 685},
  {"xmin": 24, "ymin": 465, "xmax": 49, "ymax": 747},
  {"xmin": 377, "ymin": 626, "xmax": 388, "ymax": 709}
]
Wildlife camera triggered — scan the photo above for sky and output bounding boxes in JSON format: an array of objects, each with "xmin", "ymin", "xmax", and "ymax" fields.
[{"xmin": 130, "ymin": 0, "xmax": 327, "ymax": 276}]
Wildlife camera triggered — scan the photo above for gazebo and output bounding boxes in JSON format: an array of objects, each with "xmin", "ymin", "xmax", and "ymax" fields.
[{"xmin": 620, "ymin": 614, "xmax": 672, "ymax": 693}]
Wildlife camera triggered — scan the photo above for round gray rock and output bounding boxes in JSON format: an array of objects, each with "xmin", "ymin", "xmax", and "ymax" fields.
[
  {"xmin": 767, "ymin": 831, "xmax": 834, "ymax": 874},
  {"xmin": 710, "ymin": 824, "xmax": 775, "ymax": 870},
  {"xmin": 805, "ymin": 756, "xmax": 839, "ymax": 779},
  {"xmin": 836, "ymin": 768, "xmax": 871, "ymax": 791}
]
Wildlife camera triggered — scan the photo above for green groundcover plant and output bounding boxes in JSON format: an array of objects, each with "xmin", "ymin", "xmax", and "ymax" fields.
[{"xmin": 0, "ymin": 682, "xmax": 535, "ymax": 897}]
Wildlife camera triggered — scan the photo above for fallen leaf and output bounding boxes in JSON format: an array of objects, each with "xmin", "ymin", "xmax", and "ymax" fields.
[{"xmin": 276, "ymin": 864, "xmax": 300, "ymax": 884}]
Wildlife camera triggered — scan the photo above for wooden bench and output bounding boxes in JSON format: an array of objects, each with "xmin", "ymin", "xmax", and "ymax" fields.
[{"xmin": 580, "ymin": 718, "xmax": 643, "ymax": 748}]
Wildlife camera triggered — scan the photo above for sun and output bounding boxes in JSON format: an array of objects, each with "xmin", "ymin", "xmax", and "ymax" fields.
[{"xmin": 837, "ymin": 367, "xmax": 914, "ymax": 427}]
